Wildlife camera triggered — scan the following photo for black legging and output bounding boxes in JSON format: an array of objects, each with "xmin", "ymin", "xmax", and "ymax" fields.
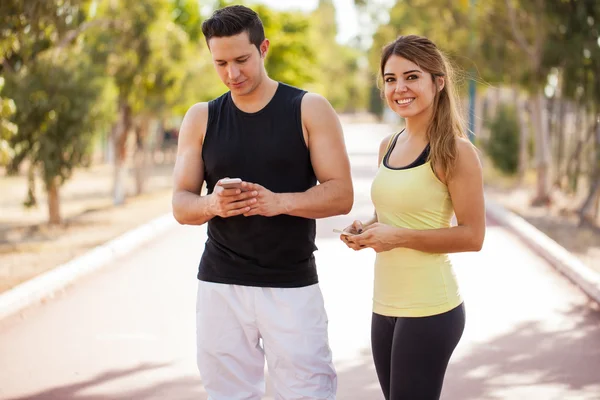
[{"xmin": 371, "ymin": 303, "xmax": 465, "ymax": 400}]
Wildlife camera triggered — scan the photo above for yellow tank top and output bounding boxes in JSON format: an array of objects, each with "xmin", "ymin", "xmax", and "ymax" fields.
[{"xmin": 370, "ymin": 134, "xmax": 462, "ymax": 317}]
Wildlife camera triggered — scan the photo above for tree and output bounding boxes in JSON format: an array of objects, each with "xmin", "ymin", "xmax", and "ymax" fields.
[
  {"xmin": 310, "ymin": 0, "xmax": 368, "ymax": 112},
  {"xmin": 4, "ymin": 49, "xmax": 116, "ymax": 224},
  {"xmin": 257, "ymin": 5, "xmax": 319, "ymax": 89},
  {"xmin": 1, "ymin": 0, "xmax": 97, "ymax": 210},
  {"xmin": 503, "ymin": 0, "xmax": 553, "ymax": 205},
  {"xmin": 86, "ymin": 0, "xmax": 190, "ymax": 204},
  {"xmin": 543, "ymin": 0, "xmax": 600, "ymax": 224},
  {"xmin": 486, "ymin": 105, "xmax": 520, "ymax": 175}
]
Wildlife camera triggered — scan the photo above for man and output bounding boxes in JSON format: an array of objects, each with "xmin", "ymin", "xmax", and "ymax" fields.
[{"xmin": 171, "ymin": 5, "xmax": 353, "ymax": 400}]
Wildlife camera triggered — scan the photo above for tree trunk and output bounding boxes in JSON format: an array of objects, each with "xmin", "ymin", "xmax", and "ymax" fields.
[
  {"xmin": 553, "ymin": 98, "xmax": 567, "ymax": 188},
  {"xmin": 153, "ymin": 118, "xmax": 165, "ymax": 164},
  {"xmin": 567, "ymin": 106, "xmax": 583, "ymax": 193},
  {"xmin": 514, "ymin": 90, "xmax": 529, "ymax": 184},
  {"xmin": 133, "ymin": 117, "xmax": 150, "ymax": 196},
  {"xmin": 579, "ymin": 115, "xmax": 600, "ymax": 227},
  {"xmin": 24, "ymin": 162, "xmax": 38, "ymax": 208},
  {"xmin": 531, "ymin": 91, "xmax": 552, "ymax": 206},
  {"xmin": 112, "ymin": 101, "xmax": 132, "ymax": 205},
  {"xmin": 47, "ymin": 177, "xmax": 61, "ymax": 225}
]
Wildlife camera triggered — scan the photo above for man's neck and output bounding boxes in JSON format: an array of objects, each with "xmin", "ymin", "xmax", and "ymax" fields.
[{"xmin": 231, "ymin": 77, "xmax": 279, "ymax": 113}]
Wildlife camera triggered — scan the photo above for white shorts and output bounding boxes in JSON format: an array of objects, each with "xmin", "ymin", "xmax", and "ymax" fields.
[{"xmin": 196, "ymin": 281, "xmax": 337, "ymax": 400}]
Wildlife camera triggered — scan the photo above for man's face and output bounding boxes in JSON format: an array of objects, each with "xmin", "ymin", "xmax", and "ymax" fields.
[{"xmin": 208, "ymin": 31, "xmax": 268, "ymax": 96}]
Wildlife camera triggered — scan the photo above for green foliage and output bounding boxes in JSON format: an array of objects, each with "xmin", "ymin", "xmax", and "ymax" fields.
[
  {"xmin": 0, "ymin": 77, "xmax": 18, "ymax": 165},
  {"xmin": 4, "ymin": 50, "xmax": 116, "ymax": 187},
  {"xmin": 258, "ymin": 5, "xmax": 319, "ymax": 88},
  {"xmin": 171, "ymin": 0, "xmax": 203, "ymax": 42},
  {"xmin": 308, "ymin": 0, "xmax": 368, "ymax": 112},
  {"xmin": 197, "ymin": 1, "xmax": 367, "ymax": 112},
  {"xmin": 0, "ymin": 0, "xmax": 90, "ymax": 70},
  {"xmin": 86, "ymin": 0, "xmax": 201, "ymax": 119},
  {"xmin": 485, "ymin": 105, "xmax": 520, "ymax": 175},
  {"xmin": 543, "ymin": 0, "xmax": 600, "ymax": 105}
]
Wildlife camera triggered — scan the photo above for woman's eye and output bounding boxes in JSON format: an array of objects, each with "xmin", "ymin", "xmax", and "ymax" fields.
[{"xmin": 407, "ymin": 75, "xmax": 418, "ymax": 80}]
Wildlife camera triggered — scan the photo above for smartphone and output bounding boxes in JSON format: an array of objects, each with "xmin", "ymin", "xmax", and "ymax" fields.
[
  {"xmin": 219, "ymin": 178, "xmax": 243, "ymax": 190},
  {"xmin": 333, "ymin": 228, "xmax": 355, "ymax": 236}
]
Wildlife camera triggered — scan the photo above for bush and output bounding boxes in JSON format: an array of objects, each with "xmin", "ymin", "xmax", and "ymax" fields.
[{"xmin": 485, "ymin": 105, "xmax": 520, "ymax": 175}]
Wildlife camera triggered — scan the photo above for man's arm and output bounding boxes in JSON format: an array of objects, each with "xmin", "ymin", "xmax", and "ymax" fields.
[
  {"xmin": 242, "ymin": 93, "xmax": 353, "ymax": 219},
  {"xmin": 171, "ymin": 103, "xmax": 257, "ymax": 225}
]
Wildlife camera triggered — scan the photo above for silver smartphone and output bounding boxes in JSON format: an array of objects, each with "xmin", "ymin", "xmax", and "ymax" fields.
[
  {"xmin": 219, "ymin": 178, "xmax": 243, "ymax": 190},
  {"xmin": 333, "ymin": 228, "xmax": 355, "ymax": 236}
]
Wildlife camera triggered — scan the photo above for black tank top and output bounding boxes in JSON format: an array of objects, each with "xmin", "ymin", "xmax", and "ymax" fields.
[
  {"xmin": 198, "ymin": 83, "xmax": 318, "ymax": 288},
  {"xmin": 383, "ymin": 130, "xmax": 430, "ymax": 170}
]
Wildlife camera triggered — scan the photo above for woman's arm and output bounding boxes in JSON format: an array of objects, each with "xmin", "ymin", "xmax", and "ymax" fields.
[
  {"xmin": 350, "ymin": 138, "xmax": 486, "ymax": 253},
  {"xmin": 340, "ymin": 134, "xmax": 393, "ymax": 241}
]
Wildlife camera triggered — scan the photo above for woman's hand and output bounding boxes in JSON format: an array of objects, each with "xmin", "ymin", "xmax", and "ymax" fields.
[
  {"xmin": 349, "ymin": 223, "xmax": 405, "ymax": 253},
  {"xmin": 339, "ymin": 220, "xmax": 365, "ymax": 251}
]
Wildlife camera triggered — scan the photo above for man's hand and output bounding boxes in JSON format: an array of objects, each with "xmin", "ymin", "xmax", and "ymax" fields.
[
  {"xmin": 241, "ymin": 182, "xmax": 286, "ymax": 217},
  {"xmin": 209, "ymin": 178, "xmax": 259, "ymax": 218}
]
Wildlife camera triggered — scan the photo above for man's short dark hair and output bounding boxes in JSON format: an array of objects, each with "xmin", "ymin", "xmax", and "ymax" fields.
[{"xmin": 201, "ymin": 5, "xmax": 265, "ymax": 52}]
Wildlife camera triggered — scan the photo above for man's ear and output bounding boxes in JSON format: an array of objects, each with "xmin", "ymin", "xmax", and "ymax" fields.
[{"xmin": 260, "ymin": 39, "xmax": 270, "ymax": 58}]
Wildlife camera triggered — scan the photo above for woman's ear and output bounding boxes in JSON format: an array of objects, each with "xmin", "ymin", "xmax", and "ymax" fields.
[{"xmin": 437, "ymin": 75, "xmax": 445, "ymax": 92}]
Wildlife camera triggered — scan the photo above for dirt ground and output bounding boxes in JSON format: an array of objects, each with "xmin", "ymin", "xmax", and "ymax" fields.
[
  {"xmin": 482, "ymin": 158, "xmax": 600, "ymax": 276},
  {"xmin": 0, "ymin": 162, "xmax": 175, "ymax": 294},
  {"xmin": 1, "ymin": 155, "xmax": 599, "ymax": 295},
  {"xmin": 485, "ymin": 186, "xmax": 600, "ymax": 272}
]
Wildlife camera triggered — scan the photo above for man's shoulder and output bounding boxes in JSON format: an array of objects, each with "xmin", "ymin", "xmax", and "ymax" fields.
[
  {"xmin": 185, "ymin": 102, "xmax": 209, "ymax": 120},
  {"xmin": 185, "ymin": 90, "xmax": 231, "ymax": 121},
  {"xmin": 300, "ymin": 92, "xmax": 333, "ymax": 115}
]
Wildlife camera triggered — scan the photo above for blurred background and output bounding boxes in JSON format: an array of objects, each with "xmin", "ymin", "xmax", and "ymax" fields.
[{"xmin": 1, "ymin": 0, "xmax": 599, "ymax": 291}]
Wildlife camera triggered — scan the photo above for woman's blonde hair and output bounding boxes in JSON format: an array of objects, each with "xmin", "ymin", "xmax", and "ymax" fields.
[{"xmin": 380, "ymin": 35, "xmax": 467, "ymax": 180}]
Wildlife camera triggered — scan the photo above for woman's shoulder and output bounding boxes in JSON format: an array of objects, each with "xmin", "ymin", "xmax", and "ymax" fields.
[
  {"xmin": 452, "ymin": 137, "xmax": 482, "ymax": 179},
  {"xmin": 455, "ymin": 137, "xmax": 481, "ymax": 162},
  {"xmin": 378, "ymin": 133, "xmax": 399, "ymax": 164},
  {"xmin": 379, "ymin": 134, "xmax": 395, "ymax": 152}
]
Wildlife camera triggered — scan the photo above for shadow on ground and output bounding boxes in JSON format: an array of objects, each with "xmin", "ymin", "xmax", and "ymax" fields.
[
  {"xmin": 4, "ymin": 352, "xmax": 384, "ymax": 400},
  {"xmin": 443, "ymin": 302, "xmax": 600, "ymax": 399}
]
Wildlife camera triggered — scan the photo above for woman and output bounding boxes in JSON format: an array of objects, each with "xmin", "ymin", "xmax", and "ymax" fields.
[{"xmin": 341, "ymin": 35, "xmax": 485, "ymax": 399}]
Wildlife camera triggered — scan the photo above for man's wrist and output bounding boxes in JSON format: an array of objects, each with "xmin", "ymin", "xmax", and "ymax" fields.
[
  {"xmin": 276, "ymin": 193, "xmax": 293, "ymax": 216},
  {"xmin": 202, "ymin": 193, "xmax": 217, "ymax": 218}
]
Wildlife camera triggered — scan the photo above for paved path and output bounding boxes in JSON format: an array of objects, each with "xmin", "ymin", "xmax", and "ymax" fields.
[{"xmin": 1, "ymin": 124, "xmax": 599, "ymax": 400}]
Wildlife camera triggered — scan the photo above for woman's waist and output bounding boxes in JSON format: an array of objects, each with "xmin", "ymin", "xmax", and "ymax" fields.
[{"xmin": 375, "ymin": 247, "xmax": 451, "ymax": 268}]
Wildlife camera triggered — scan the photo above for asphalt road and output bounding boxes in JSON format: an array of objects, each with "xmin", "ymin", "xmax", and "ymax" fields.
[{"xmin": 1, "ymin": 123, "xmax": 599, "ymax": 400}]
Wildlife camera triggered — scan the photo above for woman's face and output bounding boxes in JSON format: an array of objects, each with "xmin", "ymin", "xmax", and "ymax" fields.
[{"xmin": 383, "ymin": 55, "xmax": 443, "ymax": 119}]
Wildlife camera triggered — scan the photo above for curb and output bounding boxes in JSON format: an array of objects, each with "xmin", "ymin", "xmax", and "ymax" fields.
[
  {"xmin": 486, "ymin": 197, "xmax": 600, "ymax": 305},
  {"xmin": 0, "ymin": 212, "xmax": 178, "ymax": 322}
]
